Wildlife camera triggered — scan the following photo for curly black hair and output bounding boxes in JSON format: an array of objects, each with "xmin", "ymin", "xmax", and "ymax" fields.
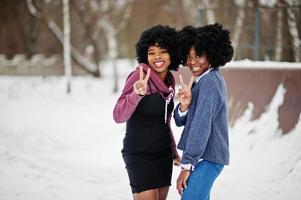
[
  {"xmin": 177, "ymin": 23, "xmax": 234, "ymax": 68},
  {"xmin": 177, "ymin": 25, "xmax": 199, "ymax": 65},
  {"xmin": 135, "ymin": 25, "xmax": 180, "ymax": 71}
]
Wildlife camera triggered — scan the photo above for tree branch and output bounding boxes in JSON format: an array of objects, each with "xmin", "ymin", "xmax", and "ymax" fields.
[{"xmin": 26, "ymin": 0, "xmax": 99, "ymax": 76}]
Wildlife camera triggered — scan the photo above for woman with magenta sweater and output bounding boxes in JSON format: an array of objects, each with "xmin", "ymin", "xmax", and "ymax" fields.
[
  {"xmin": 113, "ymin": 25, "xmax": 180, "ymax": 200},
  {"xmin": 174, "ymin": 23, "xmax": 234, "ymax": 199}
]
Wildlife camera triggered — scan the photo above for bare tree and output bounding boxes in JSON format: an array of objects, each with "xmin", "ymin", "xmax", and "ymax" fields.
[
  {"xmin": 164, "ymin": 0, "xmax": 198, "ymax": 29},
  {"xmin": 70, "ymin": 0, "xmax": 134, "ymax": 86},
  {"xmin": 70, "ymin": 0, "xmax": 103, "ymax": 77},
  {"xmin": 95, "ymin": 0, "xmax": 135, "ymax": 92},
  {"xmin": 26, "ymin": 0, "xmax": 99, "ymax": 76},
  {"xmin": 66, "ymin": 0, "xmax": 134, "ymax": 91},
  {"xmin": 63, "ymin": 0, "xmax": 71, "ymax": 93},
  {"xmin": 275, "ymin": 2, "xmax": 284, "ymax": 61},
  {"xmin": 203, "ymin": 0, "xmax": 216, "ymax": 24},
  {"xmin": 232, "ymin": 0, "xmax": 246, "ymax": 59},
  {"xmin": 27, "ymin": 0, "xmax": 134, "ymax": 79},
  {"xmin": 190, "ymin": 0, "xmax": 216, "ymax": 24},
  {"xmin": 284, "ymin": 0, "xmax": 300, "ymax": 62}
]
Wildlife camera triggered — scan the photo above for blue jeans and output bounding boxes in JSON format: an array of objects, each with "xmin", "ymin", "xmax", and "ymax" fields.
[{"xmin": 181, "ymin": 160, "xmax": 224, "ymax": 200}]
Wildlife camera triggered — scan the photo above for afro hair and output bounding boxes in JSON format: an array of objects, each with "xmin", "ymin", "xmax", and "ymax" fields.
[
  {"xmin": 135, "ymin": 25, "xmax": 180, "ymax": 71},
  {"xmin": 177, "ymin": 25, "xmax": 199, "ymax": 65},
  {"xmin": 178, "ymin": 23, "xmax": 234, "ymax": 68}
]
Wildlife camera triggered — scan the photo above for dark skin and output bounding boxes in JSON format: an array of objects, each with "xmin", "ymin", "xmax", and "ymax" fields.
[
  {"xmin": 176, "ymin": 169, "xmax": 191, "ymax": 196},
  {"xmin": 177, "ymin": 74, "xmax": 194, "ymax": 112},
  {"xmin": 133, "ymin": 46, "xmax": 179, "ymax": 200},
  {"xmin": 175, "ymin": 75, "xmax": 193, "ymax": 196},
  {"xmin": 175, "ymin": 46, "xmax": 211, "ymax": 196},
  {"xmin": 133, "ymin": 65, "xmax": 151, "ymax": 96}
]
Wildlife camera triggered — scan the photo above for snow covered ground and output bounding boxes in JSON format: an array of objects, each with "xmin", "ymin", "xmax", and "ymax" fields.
[{"xmin": 0, "ymin": 60, "xmax": 301, "ymax": 200}]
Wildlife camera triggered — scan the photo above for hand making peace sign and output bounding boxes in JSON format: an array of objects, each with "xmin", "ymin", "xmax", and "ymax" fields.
[
  {"xmin": 178, "ymin": 74, "xmax": 194, "ymax": 112},
  {"xmin": 133, "ymin": 65, "xmax": 151, "ymax": 96}
]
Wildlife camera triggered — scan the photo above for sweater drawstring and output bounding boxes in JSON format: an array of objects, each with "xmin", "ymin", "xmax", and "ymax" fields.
[{"xmin": 164, "ymin": 87, "xmax": 174, "ymax": 123}]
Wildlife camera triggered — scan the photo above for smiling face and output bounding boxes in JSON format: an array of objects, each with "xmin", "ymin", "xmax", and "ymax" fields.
[
  {"xmin": 147, "ymin": 45, "xmax": 171, "ymax": 80},
  {"xmin": 186, "ymin": 47, "xmax": 210, "ymax": 77}
]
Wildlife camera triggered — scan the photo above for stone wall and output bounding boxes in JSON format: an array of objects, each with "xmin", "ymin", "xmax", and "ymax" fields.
[
  {"xmin": 0, "ymin": 54, "xmax": 88, "ymax": 76},
  {"xmin": 174, "ymin": 62, "xmax": 301, "ymax": 134}
]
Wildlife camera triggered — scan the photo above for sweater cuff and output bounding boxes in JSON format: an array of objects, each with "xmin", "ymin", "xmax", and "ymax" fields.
[
  {"xmin": 181, "ymin": 153, "xmax": 199, "ymax": 168},
  {"xmin": 178, "ymin": 105, "xmax": 188, "ymax": 117},
  {"xmin": 180, "ymin": 163, "xmax": 195, "ymax": 171},
  {"xmin": 128, "ymin": 90, "xmax": 143, "ymax": 105}
]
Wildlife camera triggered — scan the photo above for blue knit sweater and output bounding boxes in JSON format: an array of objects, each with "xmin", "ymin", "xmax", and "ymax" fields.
[{"xmin": 174, "ymin": 68, "xmax": 230, "ymax": 167}]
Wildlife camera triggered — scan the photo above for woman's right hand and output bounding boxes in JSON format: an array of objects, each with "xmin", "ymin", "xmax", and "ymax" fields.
[
  {"xmin": 178, "ymin": 74, "xmax": 194, "ymax": 111},
  {"xmin": 133, "ymin": 65, "xmax": 151, "ymax": 96}
]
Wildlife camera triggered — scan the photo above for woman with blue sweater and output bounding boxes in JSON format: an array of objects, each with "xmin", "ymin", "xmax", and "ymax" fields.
[{"xmin": 174, "ymin": 23, "xmax": 234, "ymax": 199}]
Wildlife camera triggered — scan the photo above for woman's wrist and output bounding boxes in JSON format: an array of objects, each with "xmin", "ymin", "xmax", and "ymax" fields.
[
  {"xmin": 181, "ymin": 167, "xmax": 191, "ymax": 172},
  {"xmin": 179, "ymin": 104, "xmax": 188, "ymax": 112}
]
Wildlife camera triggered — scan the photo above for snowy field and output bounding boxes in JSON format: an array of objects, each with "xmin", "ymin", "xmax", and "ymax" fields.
[{"xmin": 0, "ymin": 60, "xmax": 301, "ymax": 200}]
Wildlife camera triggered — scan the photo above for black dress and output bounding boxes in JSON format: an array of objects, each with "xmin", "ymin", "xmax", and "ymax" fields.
[{"xmin": 122, "ymin": 92, "xmax": 174, "ymax": 193}]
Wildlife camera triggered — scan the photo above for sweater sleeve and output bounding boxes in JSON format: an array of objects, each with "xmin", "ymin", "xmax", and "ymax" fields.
[
  {"xmin": 113, "ymin": 70, "xmax": 143, "ymax": 123},
  {"xmin": 173, "ymin": 103, "xmax": 187, "ymax": 127},
  {"xmin": 181, "ymin": 78, "xmax": 220, "ymax": 166}
]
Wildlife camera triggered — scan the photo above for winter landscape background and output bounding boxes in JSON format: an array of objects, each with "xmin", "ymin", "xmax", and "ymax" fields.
[
  {"xmin": 0, "ymin": 59, "xmax": 300, "ymax": 200},
  {"xmin": 1, "ymin": 0, "xmax": 300, "ymax": 199}
]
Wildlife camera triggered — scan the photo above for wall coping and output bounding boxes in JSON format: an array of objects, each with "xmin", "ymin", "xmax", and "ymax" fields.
[{"xmin": 225, "ymin": 59, "xmax": 301, "ymax": 69}]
